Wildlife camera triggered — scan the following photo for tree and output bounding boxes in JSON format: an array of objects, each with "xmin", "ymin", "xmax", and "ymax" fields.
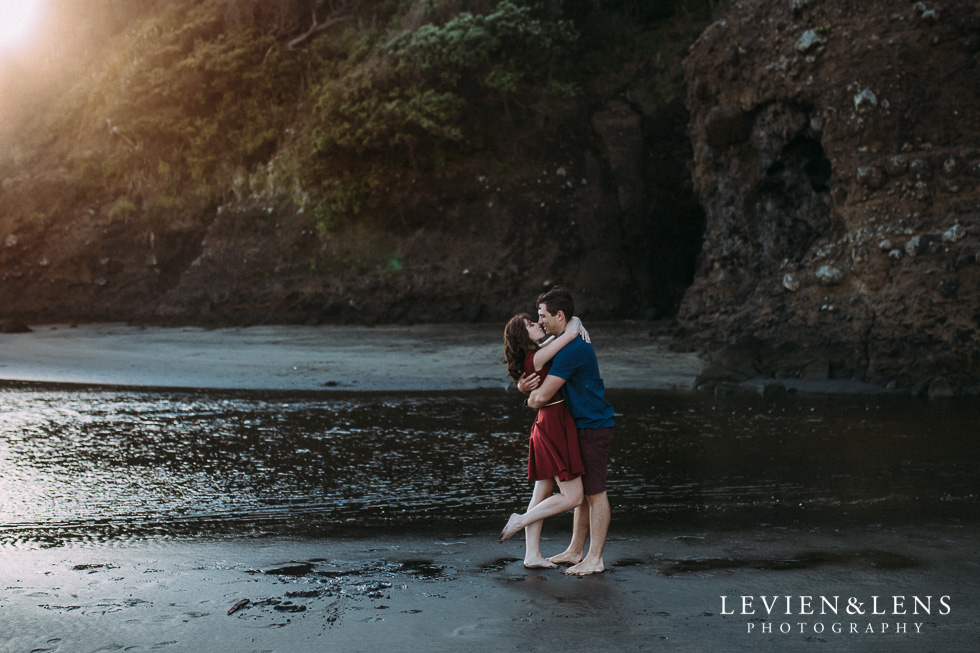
[{"xmin": 287, "ymin": 0, "xmax": 363, "ymax": 50}]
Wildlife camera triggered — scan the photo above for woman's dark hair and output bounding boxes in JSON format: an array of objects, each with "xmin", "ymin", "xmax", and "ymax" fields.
[{"xmin": 503, "ymin": 313, "xmax": 537, "ymax": 382}]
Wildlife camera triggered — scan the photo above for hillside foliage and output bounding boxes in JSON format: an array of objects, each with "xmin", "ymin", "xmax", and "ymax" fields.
[{"xmin": 0, "ymin": 0, "xmax": 721, "ymax": 231}]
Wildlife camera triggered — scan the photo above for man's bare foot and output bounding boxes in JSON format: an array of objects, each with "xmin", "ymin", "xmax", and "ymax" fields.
[
  {"xmin": 547, "ymin": 551, "xmax": 583, "ymax": 566},
  {"xmin": 498, "ymin": 513, "xmax": 524, "ymax": 542},
  {"xmin": 523, "ymin": 556, "xmax": 558, "ymax": 569},
  {"xmin": 563, "ymin": 559, "xmax": 605, "ymax": 576}
]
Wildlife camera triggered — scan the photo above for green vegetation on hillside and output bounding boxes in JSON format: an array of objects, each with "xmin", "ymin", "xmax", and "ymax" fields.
[{"xmin": 0, "ymin": 0, "xmax": 724, "ymax": 233}]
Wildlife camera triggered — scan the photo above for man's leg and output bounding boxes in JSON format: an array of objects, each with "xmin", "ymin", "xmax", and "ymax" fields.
[
  {"xmin": 563, "ymin": 426, "xmax": 613, "ymax": 575},
  {"xmin": 564, "ymin": 491, "xmax": 609, "ymax": 575}
]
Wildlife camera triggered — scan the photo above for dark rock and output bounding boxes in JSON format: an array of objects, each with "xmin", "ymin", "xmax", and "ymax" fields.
[
  {"xmin": 695, "ymin": 338, "xmax": 766, "ymax": 391},
  {"xmin": 760, "ymin": 381, "xmax": 788, "ymax": 399},
  {"xmin": 714, "ymin": 381, "xmax": 742, "ymax": 396},
  {"xmin": 885, "ymin": 155, "xmax": 909, "ymax": 176},
  {"xmin": 853, "ymin": 89, "xmax": 878, "ymax": 111},
  {"xmin": 905, "ymin": 332, "xmax": 934, "ymax": 345},
  {"xmin": 790, "ymin": 0, "xmax": 812, "ymax": 16},
  {"xmin": 711, "ymin": 336, "xmax": 763, "ymax": 376},
  {"xmin": 912, "ymin": 378, "xmax": 933, "ymax": 397},
  {"xmin": 927, "ymin": 377, "xmax": 955, "ymax": 399},
  {"xmin": 941, "ymin": 155, "xmax": 963, "ymax": 177},
  {"xmin": 857, "ymin": 166, "xmax": 887, "ymax": 189},
  {"xmin": 704, "ymin": 106, "xmax": 753, "ymax": 149},
  {"xmin": 904, "ymin": 234, "xmax": 936, "ymax": 257},
  {"xmin": 591, "ymin": 100, "xmax": 646, "ymax": 215},
  {"xmin": 694, "ymin": 364, "xmax": 741, "ymax": 392},
  {"xmin": 942, "ymin": 224, "xmax": 967, "ymax": 243},
  {"xmin": 801, "ymin": 359, "xmax": 830, "ymax": 382},
  {"xmin": 816, "ymin": 265, "xmax": 844, "ymax": 285},
  {"xmin": 461, "ymin": 302, "xmax": 484, "ymax": 322},
  {"xmin": 954, "ymin": 252, "xmax": 978, "ymax": 268},
  {"xmin": 937, "ymin": 279, "xmax": 959, "ymax": 297},
  {"xmin": 796, "ymin": 30, "xmax": 824, "ymax": 53},
  {"xmin": 678, "ymin": 0, "xmax": 979, "ymax": 390},
  {"xmin": 909, "ymin": 158, "xmax": 933, "ymax": 181},
  {"xmin": 0, "ymin": 319, "xmax": 32, "ymax": 333}
]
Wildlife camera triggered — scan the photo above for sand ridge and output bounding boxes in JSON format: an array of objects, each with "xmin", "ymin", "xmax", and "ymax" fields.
[{"xmin": 0, "ymin": 322, "xmax": 703, "ymax": 392}]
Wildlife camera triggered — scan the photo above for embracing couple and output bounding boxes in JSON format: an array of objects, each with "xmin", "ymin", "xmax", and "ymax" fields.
[{"xmin": 500, "ymin": 286, "xmax": 615, "ymax": 576}]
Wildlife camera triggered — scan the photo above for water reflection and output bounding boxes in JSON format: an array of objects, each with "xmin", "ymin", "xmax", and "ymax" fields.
[{"xmin": 0, "ymin": 384, "xmax": 977, "ymax": 546}]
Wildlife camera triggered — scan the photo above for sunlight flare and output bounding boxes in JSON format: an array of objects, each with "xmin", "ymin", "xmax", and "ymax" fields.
[{"xmin": 0, "ymin": 0, "xmax": 42, "ymax": 50}]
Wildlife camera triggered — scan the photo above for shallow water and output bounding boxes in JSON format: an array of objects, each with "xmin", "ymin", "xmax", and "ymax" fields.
[{"xmin": 0, "ymin": 383, "xmax": 977, "ymax": 547}]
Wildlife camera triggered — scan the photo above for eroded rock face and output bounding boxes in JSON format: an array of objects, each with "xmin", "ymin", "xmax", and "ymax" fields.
[
  {"xmin": 0, "ymin": 101, "xmax": 704, "ymax": 328},
  {"xmin": 678, "ymin": 0, "xmax": 980, "ymax": 390}
]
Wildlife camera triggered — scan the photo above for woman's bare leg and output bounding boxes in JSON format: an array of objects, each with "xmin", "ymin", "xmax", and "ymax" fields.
[
  {"xmin": 547, "ymin": 500, "xmax": 589, "ymax": 565},
  {"xmin": 523, "ymin": 480, "xmax": 557, "ymax": 568},
  {"xmin": 500, "ymin": 476, "xmax": 583, "ymax": 542}
]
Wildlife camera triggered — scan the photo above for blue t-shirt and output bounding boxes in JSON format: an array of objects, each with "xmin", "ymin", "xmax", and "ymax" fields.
[{"xmin": 548, "ymin": 337, "xmax": 615, "ymax": 429}]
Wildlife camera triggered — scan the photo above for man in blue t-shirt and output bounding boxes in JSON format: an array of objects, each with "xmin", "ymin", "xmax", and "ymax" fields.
[{"xmin": 527, "ymin": 287, "xmax": 615, "ymax": 575}]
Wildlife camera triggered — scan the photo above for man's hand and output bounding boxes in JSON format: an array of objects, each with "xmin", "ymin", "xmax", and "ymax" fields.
[
  {"xmin": 516, "ymin": 372, "xmax": 541, "ymax": 395},
  {"xmin": 528, "ymin": 374, "xmax": 567, "ymax": 410},
  {"xmin": 568, "ymin": 316, "xmax": 591, "ymax": 344}
]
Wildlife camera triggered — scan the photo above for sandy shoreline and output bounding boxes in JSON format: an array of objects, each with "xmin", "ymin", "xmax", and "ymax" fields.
[
  {"xmin": 0, "ymin": 322, "xmax": 901, "ymax": 396},
  {"xmin": 0, "ymin": 322, "xmax": 704, "ymax": 392},
  {"xmin": 1, "ymin": 523, "xmax": 976, "ymax": 653}
]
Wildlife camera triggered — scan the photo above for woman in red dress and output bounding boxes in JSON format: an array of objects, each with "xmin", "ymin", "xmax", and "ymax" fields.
[{"xmin": 500, "ymin": 313, "xmax": 588, "ymax": 568}]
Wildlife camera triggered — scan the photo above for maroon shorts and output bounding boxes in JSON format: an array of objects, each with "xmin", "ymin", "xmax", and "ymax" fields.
[{"xmin": 578, "ymin": 427, "xmax": 614, "ymax": 496}]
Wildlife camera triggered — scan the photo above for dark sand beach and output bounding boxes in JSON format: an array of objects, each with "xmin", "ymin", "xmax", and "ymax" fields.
[
  {"xmin": 2, "ymin": 525, "xmax": 976, "ymax": 653},
  {"xmin": 0, "ymin": 322, "xmax": 702, "ymax": 392},
  {"xmin": 0, "ymin": 324, "xmax": 977, "ymax": 652}
]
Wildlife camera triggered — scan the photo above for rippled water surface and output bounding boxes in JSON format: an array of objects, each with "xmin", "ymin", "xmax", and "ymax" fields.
[{"xmin": 1, "ymin": 383, "xmax": 977, "ymax": 546}]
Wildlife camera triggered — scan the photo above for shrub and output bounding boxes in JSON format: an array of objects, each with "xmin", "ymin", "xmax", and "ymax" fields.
[
  {"xmin": 306, "ymin": 0, "xmax": 579, "ymax": 166},
  {"xmin": 108, "ymin": 198, "xmax": 138, "ymax": 223}
]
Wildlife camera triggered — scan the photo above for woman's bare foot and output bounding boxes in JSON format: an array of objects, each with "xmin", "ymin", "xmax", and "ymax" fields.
[
  {"xmin": 547, "ymin": 550, "xmax": 583, "ymax": 566},
  {"xmin": 498, "ymin": 513, "xmax": 524, "ymax": 542},
  {"xmin": 523, "ymin": 556, "xmax": 558, "ymax": 569},
  {"xmin": 563, "ymin": 557, "xmax": 605, "ymax": 576}
]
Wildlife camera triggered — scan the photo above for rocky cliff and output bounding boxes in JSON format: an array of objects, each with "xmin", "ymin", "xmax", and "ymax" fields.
[
  {"xmin": 0, "ymin": 114, "xmax": 700, "ymax": 328},
  {"xmin": 677, "ymin": 0, "xmax": 980, "ymax": 393}
]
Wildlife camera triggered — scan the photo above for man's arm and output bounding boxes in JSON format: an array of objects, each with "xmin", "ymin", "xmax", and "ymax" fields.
[
  {"xmin": 528, "ymin": 374, "xmax": 567, "ymax": 410},
  {"xmin": 516, "ymin": 372, "xmax": 541, "ymax": 395},
  {"xmin": 531, "ymin": 317, "xmax": 586, "ymax": 370}
]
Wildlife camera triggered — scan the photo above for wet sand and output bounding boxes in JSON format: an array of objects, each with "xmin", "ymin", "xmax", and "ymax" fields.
[
  {"xmin": 2, "ymin": 524, "xmax": 976, "ymax": 653},
  {"xmin": 0, "ymin": 323, "xmax": 976, "ymax": 652},
  {"xmin": 0, "ymin": 322, "xmax": 703, "ymax": 391}
]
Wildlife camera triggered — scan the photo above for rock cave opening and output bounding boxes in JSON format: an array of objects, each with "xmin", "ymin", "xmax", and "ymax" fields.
[
  {"xmin": 749, "ymin": 132, "xmax": 834, "ymax": 263},
  {"xmin": 785, "ymin": 135, "xmax": 833, "ymax": 193},
  {"xmin": 630, "ymin": 103, "xmax": 708, "ymax": 321},
  {"xmin": 625, "ymin": 169, "xmax": 707, "ymax": 322}
]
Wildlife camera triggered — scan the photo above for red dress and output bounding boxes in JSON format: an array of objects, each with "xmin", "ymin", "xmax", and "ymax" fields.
[{"xmin": 524, "ymin": 352, "xmax": 585, "ymax": 482}]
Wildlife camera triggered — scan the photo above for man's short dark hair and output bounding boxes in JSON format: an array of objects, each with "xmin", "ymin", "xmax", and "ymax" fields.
[{"xmin": 537, "ymin": 286, "xmax": 574, "ymax": 319}]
